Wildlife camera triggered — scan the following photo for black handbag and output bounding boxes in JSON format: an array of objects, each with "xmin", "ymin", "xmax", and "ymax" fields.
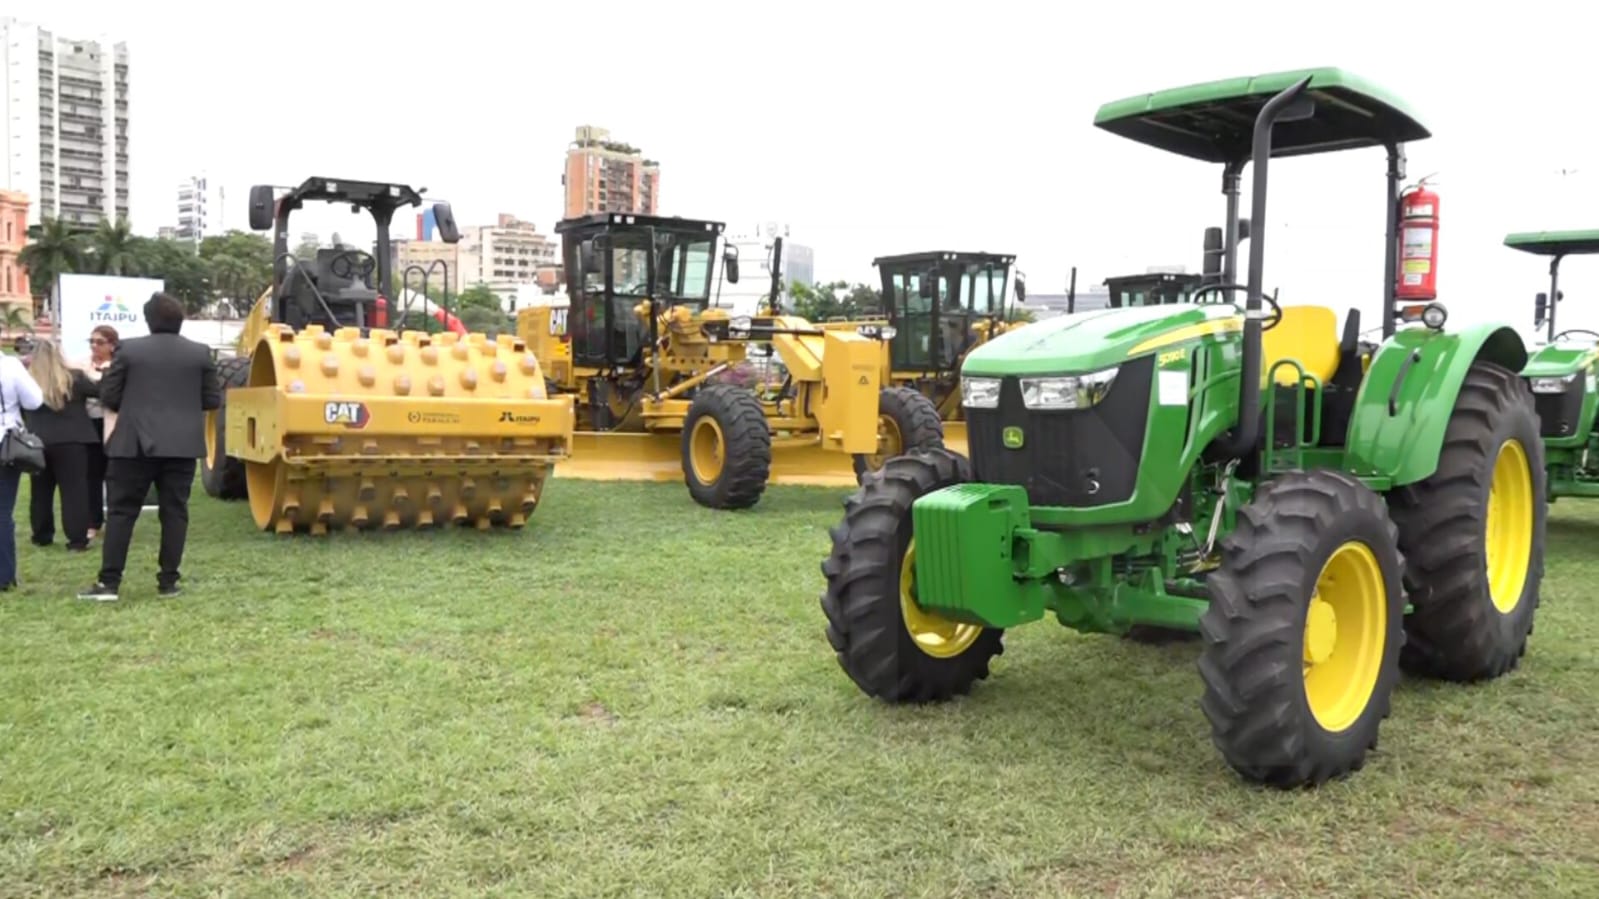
[{"xmin": 0, "ymin": 377, "xmax": 46, "ymax": 475}]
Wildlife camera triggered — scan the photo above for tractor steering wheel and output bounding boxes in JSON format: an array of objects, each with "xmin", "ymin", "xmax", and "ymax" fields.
[
  {"xmin": 1188, "ymin": 284, "xmax": 1284, "ymax": 330},
  {"xmin": 1553, "ymin": 329, "xmax": 1599, "ymax": 343},
  {"xmin": 329, "ymin": 249, "xmax": 377, "ymax": 283}
]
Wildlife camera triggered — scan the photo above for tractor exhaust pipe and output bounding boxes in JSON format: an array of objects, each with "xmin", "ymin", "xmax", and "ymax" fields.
[{"xmin": 1217, "ymin": 76, "xmax": 1315, "ymax": 460}]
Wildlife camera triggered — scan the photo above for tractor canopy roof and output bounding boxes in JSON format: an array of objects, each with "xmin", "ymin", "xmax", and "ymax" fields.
[
  {"xmin": 1094, "ymin": 67, "xmax": 1431, "ymax": 163},
  {"xmin": 872, "ymin": 251, "xmax": 1016, "ymax": 268},
  {"xmin": 555, "ymin": 211, "xmax": 725, "ymax": 238},
  {"xmin": 280, "ymin": 176, "xmax": 426, "ymax": 211},
  {"xmin": 1504, "ymin": 229, "xmax": 1599, "ymax": 256}
]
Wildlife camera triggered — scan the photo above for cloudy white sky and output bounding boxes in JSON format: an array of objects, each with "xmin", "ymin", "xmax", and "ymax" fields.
[{"xmin": 14, "ymin": 0, "xmax": 1599, "ymax": 338}]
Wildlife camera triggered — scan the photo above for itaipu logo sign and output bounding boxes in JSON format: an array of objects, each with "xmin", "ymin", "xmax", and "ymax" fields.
[{"xmin": 90, "ymin": 297, "xmax": 139, "ymax": 325}]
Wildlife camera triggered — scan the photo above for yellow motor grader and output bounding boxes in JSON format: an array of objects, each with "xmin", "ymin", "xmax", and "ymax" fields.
[
  {"xmin": 815, "ymin": 250, "xmax": 1032, "ymax": 457},
  {"xmin": 516, "ymin": 212, "xmax": 944, "ymax": 509},
  {"xmin": 200, "ymin": 176, "xmax": 575, "ymax": 534}
]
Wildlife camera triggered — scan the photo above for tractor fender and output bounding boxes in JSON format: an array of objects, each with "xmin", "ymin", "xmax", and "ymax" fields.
[{"xmin": 1344, "ymin": 322, "xmax": 1529, "ymax": 487}]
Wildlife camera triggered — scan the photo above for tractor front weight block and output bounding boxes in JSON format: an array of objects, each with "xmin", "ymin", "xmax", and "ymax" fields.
[{"xmin": 910, "ymin": 485, "xmax": 1208, "ymax": 635}]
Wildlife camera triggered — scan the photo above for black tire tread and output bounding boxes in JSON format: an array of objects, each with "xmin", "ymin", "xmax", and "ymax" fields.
[
  {"xmin": 201, "ymin": 355, "xmax": 251, "ymax": 500},
  {"xmin": 681, "ymin": 384, "xmax": 773, "ymax": 510},
  {"xmin": 1198, "ymin": 467, "xmax": 1406, "ymax": 789},
  {"xmin": 1387, "ymin": 360, "xmax": 1546, "ymax": 682},
  {"xmin": 820, "ymin": 448, "xmax": 1004, "ymax": 703}
]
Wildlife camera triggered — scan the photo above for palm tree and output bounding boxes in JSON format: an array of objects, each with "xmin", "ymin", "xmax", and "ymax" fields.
[
  {"xmin": 88, "ymin": 217, "xmax": 137, "ymax": 276},
  {"xmin": 17, "ymin": 217, "xmax": 85, "ymax": 300}
]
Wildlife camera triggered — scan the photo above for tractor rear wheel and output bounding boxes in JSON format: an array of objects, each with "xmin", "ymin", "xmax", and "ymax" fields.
[
  {"xmin": 1199, "ymin": 468, "xmax": 1405, "ymax": 788},
  {"xmin": 681, "ymin": 385, "xmax": 772, "ymax": 510},
  {"xmin": 1388, "ymin": 360, "xmax": 1545, "ymax": 681},
  {"xmin": 820, "ymin": 448, "xmax": 1005, "ymax": 703},
  {"xmin": 852, "ymin": 386, "xmax": 945, "ymax": 481},
  {"xmin": 201, "ymin": 354, "xmax": 252, "ymax": 500}
]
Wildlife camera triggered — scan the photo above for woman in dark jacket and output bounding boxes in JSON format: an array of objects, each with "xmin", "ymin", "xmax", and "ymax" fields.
[{"xmin": 24, "ymin": 340, "xmax": 101, "ymax": 552}]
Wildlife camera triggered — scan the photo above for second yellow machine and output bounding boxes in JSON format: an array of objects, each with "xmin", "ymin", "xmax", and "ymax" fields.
[{"xmin": 518, "ymin": 212, "xmax": 947, "ymax": 509}]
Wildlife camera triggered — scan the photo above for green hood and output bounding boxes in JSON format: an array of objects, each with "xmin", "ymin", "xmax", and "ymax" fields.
[
  {"xmin": 1523, "ymin": 341, "xmax": 1598, "ymax": 378},
  {"xmin": 963, "ymin": 303, "xmax": 1243, "ymax": 376}
]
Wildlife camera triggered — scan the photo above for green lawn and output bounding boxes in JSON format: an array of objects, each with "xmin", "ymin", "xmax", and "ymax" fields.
[{"xmin": 2, "ymin": 475, "xmax": 1597, "ymax": 898}]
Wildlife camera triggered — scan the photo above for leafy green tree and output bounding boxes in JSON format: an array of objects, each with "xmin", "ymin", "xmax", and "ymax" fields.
[
  {"xmin": 455, "ymin": 283, "xmax": 504, "ymax": 313},
  {"xmin": 789, "ymin": 280, "xmax": 882, "ymax": 322},
  {"xmin": 87, "ymin": 217, "xmax": 138, "ymax": 276},
  {"xmin": 18, "ymin": 218, "xmax": 87, "ymax": 300},
  {"xmin": 129, "ymin": 237, "xmax": 213, "ymax": 313}
]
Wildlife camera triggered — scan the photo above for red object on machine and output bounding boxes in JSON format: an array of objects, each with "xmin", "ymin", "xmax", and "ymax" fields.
[
  {"xmin": 1396, "ymin": 182, "xmax": 1440, "ymax": 301},
  {"xmin": 372, "ymin": 295, "xmax": 389, "ymax": 328},
  {"xmin": 434, "ymin": 307, "xmax": 467, "ymax": 335}
]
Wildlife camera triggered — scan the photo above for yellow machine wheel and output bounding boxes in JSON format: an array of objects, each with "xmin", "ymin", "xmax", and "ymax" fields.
[
  {"xmin": 1199, "ymin": 468, "xmax": 1404, "ymax": 788},
  {"xmin": 852, "ymin": 386, "xmax": 946, "ymax": 481},
  {"xmin": 680, "ymin": 385, "xmax": 772, "ymax": 510},
  {"xmin": 1389, "ymin": 361, "xmax": 1546, "ymax": 681},
  {"xmin": 820, "ymin": 448, "xmax": 1005, "ymax": 703}
]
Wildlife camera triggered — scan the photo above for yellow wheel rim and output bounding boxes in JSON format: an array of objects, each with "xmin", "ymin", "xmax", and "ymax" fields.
[
  {"xmin": 866, "ymin": 415, "xmax": 904, "ymax": 471},
  {"xmin": 899, "ymin": 539, "xmax": 982, "ymax": 658},
  {"xmin": 1302, "ymin": 541, "xmax": 1387, "ymax": 733},
  {"xmin": 689, "ymin": 418, "xmax": 725, "ymax": 484},
  {"xmin": 203, "ymin": 410, "xmax": 220, "ymax": 468},
  {"xmin": 1485, "ymin": 438, "xmax": 1534, "ymax": 614}
]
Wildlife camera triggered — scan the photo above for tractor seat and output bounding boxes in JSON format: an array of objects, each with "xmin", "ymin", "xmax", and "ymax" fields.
[{"xmin": 1261, "ymin": 305, "xmax": 1342, "ymax": 387}]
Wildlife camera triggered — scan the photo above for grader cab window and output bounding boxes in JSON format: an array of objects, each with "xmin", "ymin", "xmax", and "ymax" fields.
[{"xmin": 891, "ymin": 270, "xmax": 942, "ymax": 370}]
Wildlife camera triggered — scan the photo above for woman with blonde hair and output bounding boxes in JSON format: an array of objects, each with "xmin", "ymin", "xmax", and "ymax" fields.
[
  {"xmin": 24, "ymin": 339, "xmax": 100, "ymax": 552},
  {"xmin": 80, "ymin": 324, "xmax": 119, "ymax": 536}
]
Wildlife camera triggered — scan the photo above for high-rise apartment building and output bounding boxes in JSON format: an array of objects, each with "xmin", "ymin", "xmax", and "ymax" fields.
[
  {"xmin": 1, "ymin": 18, "xmax": 129, "ymax": 228},
  {"xmin": 458, "ymin": 214, "xmax": 558, "ymax": 310},
  {"xmin": 175, "ymin": 174, "xmax": 209, "ymax": 244},
  {"xmin": 563, "ymin": 125, "xmax": 659, "ymax": 218}
]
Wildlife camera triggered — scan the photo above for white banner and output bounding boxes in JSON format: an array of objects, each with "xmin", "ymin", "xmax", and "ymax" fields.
[{"xmin": 53, "ymin": 273, "xmax": 165, "ymax": 365}]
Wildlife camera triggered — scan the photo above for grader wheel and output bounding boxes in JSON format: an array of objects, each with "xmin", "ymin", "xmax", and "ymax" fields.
[
  {"xmin": 852, "ymin": 386, "xmax": 946, "ymax": 481},
  {"xmin": 1388, "ymin": 361, "xmax": 1546, "ymax": 681},
  {"xmin": 681, "ymin": 385, "xmax": 772, "ymax": 510},
  {"xmin": 201, "ymin": 355, "xmax": 252, "ymax": 500}
]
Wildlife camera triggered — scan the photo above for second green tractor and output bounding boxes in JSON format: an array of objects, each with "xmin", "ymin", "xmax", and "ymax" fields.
[{"xmin": 821, "ymin": 67, "xmax": 1546, "ymax": 788}]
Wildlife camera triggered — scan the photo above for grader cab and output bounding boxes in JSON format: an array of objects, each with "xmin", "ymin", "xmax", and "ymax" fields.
[
  {"xmin": 200, "ymin": 175, "xmax": 575, "ymax": 534},
  {"xmin": 517, "ymin": 212, "xmax": 945, "ymax": 509}
]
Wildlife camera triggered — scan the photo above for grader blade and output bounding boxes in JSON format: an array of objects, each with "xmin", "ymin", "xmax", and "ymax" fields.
[
  {"xmin": 223, "ymin": 324, "xmax": 575, "ymax": 534},
  {"xmin": 551, "ymin": 432, "xmax": 866, "ymax": 488}
]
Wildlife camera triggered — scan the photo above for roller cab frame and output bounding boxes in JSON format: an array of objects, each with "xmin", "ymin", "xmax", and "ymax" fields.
[
  {"xmin": 1505, "ymin": 229, "xmax": 1599, "ymax": 500},
  {"xmin": 820, "ymin": 67, "xmax": 1547, "ymax": 789},
  {"xmin": 515, "ymin": 212, "xmax": 946, "ymax": 510},
  {"xmin": 202, "ymin": 175, "xmax": 576, "ymax": 535}
]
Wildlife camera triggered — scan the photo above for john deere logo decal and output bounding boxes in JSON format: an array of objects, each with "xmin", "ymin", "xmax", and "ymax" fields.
[
  {"xmin": 324, "ymin": 401, "xmax": 371, "ymax": 429},
  {"xmin": 90, "ymin": 297, "xmax": 139, "ymax": 325},
  {"xmin": 1002, "ymin": 426, "xmax": 1024, "ymax": 449}
]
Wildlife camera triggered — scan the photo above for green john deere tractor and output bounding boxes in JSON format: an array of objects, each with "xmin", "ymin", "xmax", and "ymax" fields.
[
  {"xmin": 1505, "ymin": 230, "xmax": 1599, "ymax": 499},
  {"xmin": 820, "ymin": 68, "xmax": 1547, "ymax": 789}
]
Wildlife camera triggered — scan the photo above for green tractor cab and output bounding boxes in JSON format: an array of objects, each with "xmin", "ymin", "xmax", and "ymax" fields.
[
  {"xmin": 821, "ymin": 67, "xmax": 1546, "ymax": 789},
  {"xmin": 1506, "ymin": 230, "xmax": 1599, "ymax": 499}
]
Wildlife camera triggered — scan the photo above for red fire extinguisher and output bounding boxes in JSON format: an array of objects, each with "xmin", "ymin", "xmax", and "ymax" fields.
[
  {"xmin": 372, "ymin": 294, "xmax": 389, "ymax": 328},
  {"xmin": 1396, "ymin": 178, "xmax": 1440, "ymax": 302}
]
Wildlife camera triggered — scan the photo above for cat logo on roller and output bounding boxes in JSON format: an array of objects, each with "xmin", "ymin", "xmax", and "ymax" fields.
[{"xmin": 323, "ymin": 401, "xmax": 371, "ymax": 429}]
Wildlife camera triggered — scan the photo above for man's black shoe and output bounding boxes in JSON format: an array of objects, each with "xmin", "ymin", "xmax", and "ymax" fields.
[
  {"xmin": 77, "ymin": 582, "xmax": 119, "ymax": 602},
  {"xmin": 158, "ymin": 583, "xmax": 182, "ymax": 598}
]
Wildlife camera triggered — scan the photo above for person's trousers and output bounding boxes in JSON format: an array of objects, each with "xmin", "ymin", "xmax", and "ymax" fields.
[
  {"xmin": 0, "ymin": 465, "xmax": 19, "ymax": 588},
  {"xmin": 29, "ymin": 443, "xmax": 93, "ymax": 549},
  {"xmin": 86, "ymin": 420, "xmax": 107, "ymax": 530},
  {"xmin": 98, "ymin": 457, "xmax": 196, "ymax": 590}
]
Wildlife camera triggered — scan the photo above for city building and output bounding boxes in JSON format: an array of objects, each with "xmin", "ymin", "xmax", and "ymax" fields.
[
  {"xmin": 563, "ymin": 126, "xmax": 659, "ymax": 218},
  {"xmin": 714, "ymin": 222, "xmax": 816, "ymax": 315},
  {"xmin": 457, "ymin": 214, "xmax": 558, "ymax": 310},
  {"xmin": 175, "ymin": 174, "xmax": 211, "ymax": 244},
  {"xmin": 1, "ymin": 17, "xmax": 129, "ymax": 228},
  {"xmin": 387, "ymin": 237, "xmax": 461, "ymax": 295},
  {"xmin": 0, "ymin": 190, "xmax": 30, "ymax": 313}
]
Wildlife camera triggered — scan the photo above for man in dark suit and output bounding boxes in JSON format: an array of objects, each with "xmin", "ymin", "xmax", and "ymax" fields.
[{"xmin": 78, "ymin": 293, "xmax": 221, "ymax": 601}]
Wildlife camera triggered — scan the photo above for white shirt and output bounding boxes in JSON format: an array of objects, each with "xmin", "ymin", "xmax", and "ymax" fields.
[{"xmin": 0, "ymin": 354, "xmax": 43, "ymax": 430}]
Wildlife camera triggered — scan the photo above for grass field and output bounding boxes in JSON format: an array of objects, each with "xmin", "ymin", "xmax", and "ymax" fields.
[{"xmin": 2, "ymin": 475, "xmax": 1598, "ymax": 898}]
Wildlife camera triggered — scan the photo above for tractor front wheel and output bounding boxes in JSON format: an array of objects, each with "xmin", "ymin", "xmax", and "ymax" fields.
[
  {"xmin": 852, "ymin": 386, "xmax": 945, "ymax": 481},
  {"xmin": 201, "ymin": 354, "xmax": 251, "ymax": 500},
  {"xmin": 1388, "ymin": 361, "xmax": 1545, "ymax": 681},
  {"xmin": 820, "ymin": 448, "xmax": 1005, "ymax": 702},
  {"xmin": 1199, "ymin": 468, "xmax": 1405, "ymax": 788},
  {"xmin": 681, "ymin": 385, "xmax": 773, "ymax": 510}
]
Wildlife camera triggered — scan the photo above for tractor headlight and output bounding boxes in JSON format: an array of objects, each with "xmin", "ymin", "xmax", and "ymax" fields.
[
  {"xmin": 1020, "ymin": 366, "xmax": 1119, "ymax": 410},
  {"xmin": 1529, "ymin": 372, "xmax": 1579, "ymax": 394},
  {"xmin": 961, "ymin": 376, "xmax": 1002, "ymax": 409}
]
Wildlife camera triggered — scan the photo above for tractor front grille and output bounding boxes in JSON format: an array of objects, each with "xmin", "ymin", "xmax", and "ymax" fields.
[
  {"xmin": 1530, "ymin": 377, "xmax": 1584, "ymax": 439},
  {"xmin": 966, "ymin": 355, "xmax": 1153, "ymax": 508}
]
